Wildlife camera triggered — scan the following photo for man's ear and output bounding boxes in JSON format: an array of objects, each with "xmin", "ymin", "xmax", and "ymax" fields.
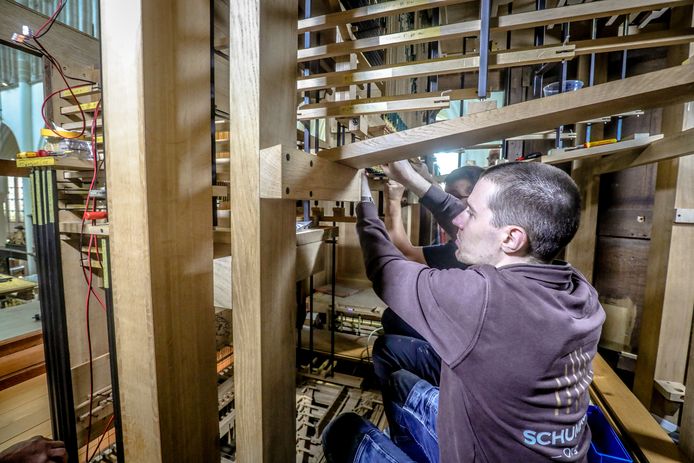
[{"xmin": 500, "ymin": 226, "xmax": 529, "ymax": 255}]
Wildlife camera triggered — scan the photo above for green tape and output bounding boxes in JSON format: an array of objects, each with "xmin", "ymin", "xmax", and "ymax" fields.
[
  {"xmin": 47, "ymin": 169, "xmax": 56, "ymax": 224},
  {"xmin": 35, "ymin": 170, "xmax": 44, "ymax": 226},
  {"xmin": 29, "ymin": 172, "xmax": 37, "ymax": 226},
  {"xmin": 100, "ymin": 239, "xmax": 110, "ymax": 289}
]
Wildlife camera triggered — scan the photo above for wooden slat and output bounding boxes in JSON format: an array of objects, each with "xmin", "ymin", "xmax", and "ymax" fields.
[
  {"xmin": 318, "ymin": 63, "xmax": 694, "ymax": 168},
  {"xmin": 229, "ymin": 0, "xmax": 297, "ymax": 461},
  {"xmin": 298, "ymin": 45, "xmax": 574, "ymax": 91},
  {"xmin": 298, "ymin": 0, "xmax": 470, "ymax": 34},
  {"xmin": 298, "ymin": 94, "xmax": 451, "ymax": 120},
  {"xmin": 0, "ymin": 160, "xmax": 29, "ymax": 178},
  {"xmin": 101, "ymin": 0, "xmax": 218, "ymax": 461},
  {"xmin": 573, "ymin": 27, "xmax": 694, "ymax": 56},
  {"xmin": 595, "ymin": 129, "xmax": 694, "ymax": 174},
  {"xmin": 542, "ymin": 134, "xmax": 663, "ymax": 165},
  {"xmin": 591, "ymin": 354, "xmax": 686, "ymax": 463},
  {"xmin": 297, "ymin": 0, "xmax": 691, "ymax": 62}
]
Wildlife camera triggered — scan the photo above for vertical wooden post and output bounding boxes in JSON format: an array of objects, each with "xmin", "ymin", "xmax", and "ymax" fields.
[
  {"xmin": 101, "ymin": 1, "xmax": 218, "ymax": 461},
  {"xmin": 633, "ymin": 7, "xmax": 694, "ymax": 409},
  {"xmin": 229, "ymin": 1, "xmax": 297, "ymax": 461}
]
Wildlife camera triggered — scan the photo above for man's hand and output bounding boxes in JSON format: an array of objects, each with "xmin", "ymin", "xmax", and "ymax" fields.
[
  {"xmin": 0, "ymin": 436, "xmax": 67, "ymax": 463},
  {"xmin": 410, "ymin": 159, "xmax": 435, "ymax": 183},
  {"xmin": 382, "ymin": 160, "xmax": 431, "ymax": 198},
  {"xmin": 384, "ymin": 180, "xmax": 406, "ymax": 204}
]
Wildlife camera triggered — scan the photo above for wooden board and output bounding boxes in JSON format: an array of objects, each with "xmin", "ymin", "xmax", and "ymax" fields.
[
  {"xmin": 298, "ymin": 0, "xmax": 471, "ymax": 33},
  {"xmin": 542, "ymin": 135, "xmax": 663, "ymax": 165},
  {"xmin": 100, "ymin": 1, "xmax": 218, "ymax": 461},
  {"xmin": 297, "ymin": 45, "xmax": 574, "ymax": 92},
  {"xmin": 591, "ymin": 355, "xmax": 686, "ymax": 463},
  {"xmin": 228, "ymin": 1, "xmax": 298, "ymax": 461},
  {"xmin": 0, "ymin": 301, "xmax": 41, "ymax": 341},
  {"xmin": 318, "ymin": 64, "xmax": 694, "ymax": 168}
]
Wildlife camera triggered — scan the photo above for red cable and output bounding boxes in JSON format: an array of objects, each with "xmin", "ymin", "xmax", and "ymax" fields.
[
  {"xmin": 35, "ymin": 0, "xmax": 64, "ymax": 38},
  {"xmin": 87, "ymin": 414, "xmax": 115, "ymax": 462}
]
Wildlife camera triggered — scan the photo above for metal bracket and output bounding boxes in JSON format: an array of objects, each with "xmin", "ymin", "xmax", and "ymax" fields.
[{"xmin": 674, "ymin": 208, "xmax": 694, "ymax": 224}]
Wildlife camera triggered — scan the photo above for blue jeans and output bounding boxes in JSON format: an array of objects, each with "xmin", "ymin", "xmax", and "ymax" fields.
[{"xmin": 322, "ymin": 334, "xmax": 442, "ymax": 462}]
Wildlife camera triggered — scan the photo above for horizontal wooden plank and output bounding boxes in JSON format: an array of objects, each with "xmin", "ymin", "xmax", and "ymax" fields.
[
  {"xmin": 573, "ymin": 27, "xmax": 694, "ymax": 56},
  {"xmin": 260, "ymin": 145, "xmax": 360, "ymax": 201},
  {"xmin": 297, "ymin": 45, "xmax": 574, "ymax": 91},
  {"xmin": 596, "ymin": 128, "xmax": 694, "ymax": 174},
  {"xmin": 591, "ymin": 354, "xmax": 686, "ymax": 462},
  {"xmin": 298, "ymin": 0, "xmax": 470, "ymax": 34},
  {"xmin": 542, "ymin": 134, "xmax": 663, "ymax": 164},
  {"xmin": 318, "ymin": 63, "xmax": 694, "ymax": 168},
  {"xmin": 298, "ymin": 94, "xmax": 451, "ymax": 120},
  {"xmin": 298, "ymin": 0, "xmax": 690, "ymax": 62}
]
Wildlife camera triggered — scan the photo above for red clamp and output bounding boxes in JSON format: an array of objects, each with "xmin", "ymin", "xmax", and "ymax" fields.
[{"xmin": 83, "ymin": 211, "xmax": 108, "ymax": 221}]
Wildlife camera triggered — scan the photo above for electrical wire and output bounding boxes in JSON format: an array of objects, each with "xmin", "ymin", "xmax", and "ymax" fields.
[
  {"xmin": 35, "ymin": 0, "xmax": 66, "ymax": 39},
  {"xmin": 87, "ymin": 414, "xmax": 114, "ymax": 462}
]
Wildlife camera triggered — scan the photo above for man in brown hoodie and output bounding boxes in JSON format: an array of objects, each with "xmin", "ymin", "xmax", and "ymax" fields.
[{"xmin": 323, "ymin": 161, "xmax": 604, "ymax": 463}]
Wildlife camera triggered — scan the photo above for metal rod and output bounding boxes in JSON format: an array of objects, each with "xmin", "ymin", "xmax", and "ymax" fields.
[
  {"xmin": 617, "ymin": 19, "xmax": 629, "ymax": 141},
  {"xmin": 309, "ymin": 275, "xmax": 314, "ymax": 373},
  {"xmin": 556, "ymin": 23, "xmax": 569, "ymax": 148},
  {"xmin": 330, "ymin": 238, "xmax": 336, "ymax": 376},
  {"xmin": 532, "ymin": 0, "xmax": 546, "ymax": 98},
  {"xmin": 478, "ymin": 0, "xmax": 491, "ymax": 99},
  {"xmin": 586, "ymin": 18, "xmax": 597, "ymax": 143}
]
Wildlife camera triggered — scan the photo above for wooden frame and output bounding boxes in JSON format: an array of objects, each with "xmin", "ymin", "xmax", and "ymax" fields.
[
  {"xmin": 101, "ymin": 0, "xmax": 218, "ymax": 460},
  {"xmin": 228, "ymin": 1, "xmax": 298, "ymax": 461},
  {"xmin": 318, "ymin": 64, "xmax": 694, "ymax": 168}
]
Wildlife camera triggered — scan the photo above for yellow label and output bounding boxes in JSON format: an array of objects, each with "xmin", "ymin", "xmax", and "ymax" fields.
[
  {"xmin": 17, "ymin": 158, "xmax": 58, "ymax": 168},
  {"xmin": 60, "ymin": 85, "xmax": 98, "ymax": 98}
]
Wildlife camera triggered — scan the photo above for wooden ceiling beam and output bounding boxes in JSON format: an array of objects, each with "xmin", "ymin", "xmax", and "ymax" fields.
[
  {"xmin": 297, "ymin": 89, "xmax": 477, "ymax": 120},
  {"xmin": 317, "ymin": 63, "xmax": 694, "ymax": 168},
  {"xmin": 298, "ymin": 0, "xmax": 692, "ymax": 62},
  {"xmin": 298, "ymin": 45, "xmax": 574, "ymax": 91}
]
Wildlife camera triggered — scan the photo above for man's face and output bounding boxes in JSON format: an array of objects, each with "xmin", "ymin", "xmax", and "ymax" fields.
[
  {"xmin": 451, "ymin": 178, "xmax": 505, "ymax": 266},
  {"xmin": 445, "ymin": 179, "xmax": 473, "ymax": 204}
]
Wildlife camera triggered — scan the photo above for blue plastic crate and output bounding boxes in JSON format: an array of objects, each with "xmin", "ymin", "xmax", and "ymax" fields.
[{"xmin": 587, "ymin": 405, "xmax": 633, "ymax": 463}]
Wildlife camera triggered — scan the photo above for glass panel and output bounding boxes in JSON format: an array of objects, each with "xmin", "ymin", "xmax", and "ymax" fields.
[{"xmin": 0, "ymin": 44, "xmax": 42, "ymax": 342}]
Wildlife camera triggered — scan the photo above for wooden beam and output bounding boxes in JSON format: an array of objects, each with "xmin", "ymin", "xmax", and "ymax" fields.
[
  {"xmin": 297, "ymin": 45, "xmax": 575, "ymax": 92},
  {"xmin": 0, "ymin": 1, "xmax": 98, "ymax": 72},
  {"xmin": 542, "ymin": 134, "xmax": 663, "ymax": 165},
  {"xmin": 0, "ymin": 160, "xmax": 29, "ymax": 178},
  {"xmin": 298, "ymin": 0, "xmax": 471, "ymax": 34},
  {"xmin": 595, "ymin": 129, "xmax": 694, "ymax": 174},
  {"xmin": 229, "ymin": 0, "xmax": 297, "ymax": 461},
  {"xmin": 298, "ymin": 91, "xmax": 476, "ymax": 120},
  {"xmin": 591, "ymin": 354, "xmax": 687, "ymax": 463},
  {"xmin": 318, "ymin": 64, "xmax": 694, "ymax": 169},
  {"xmin": 297, "ymin": 0, "xmax": 690, "ymax": 62},
  {"xmin": 573, "ymin": 27, "xmax": 694, "ymax": 56},
  {"xmin": 259, "ymin": 145, "xmax": 360, "ymax": 202},
  {"xmin": 101, "ymin": 1, "xmax": 218, "ymax": 461}
]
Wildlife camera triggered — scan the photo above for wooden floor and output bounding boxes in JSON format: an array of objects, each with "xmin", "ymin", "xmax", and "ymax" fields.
[{"xmin": 0, "ymin": 374, "xmax": 51, "ymax": 452}]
